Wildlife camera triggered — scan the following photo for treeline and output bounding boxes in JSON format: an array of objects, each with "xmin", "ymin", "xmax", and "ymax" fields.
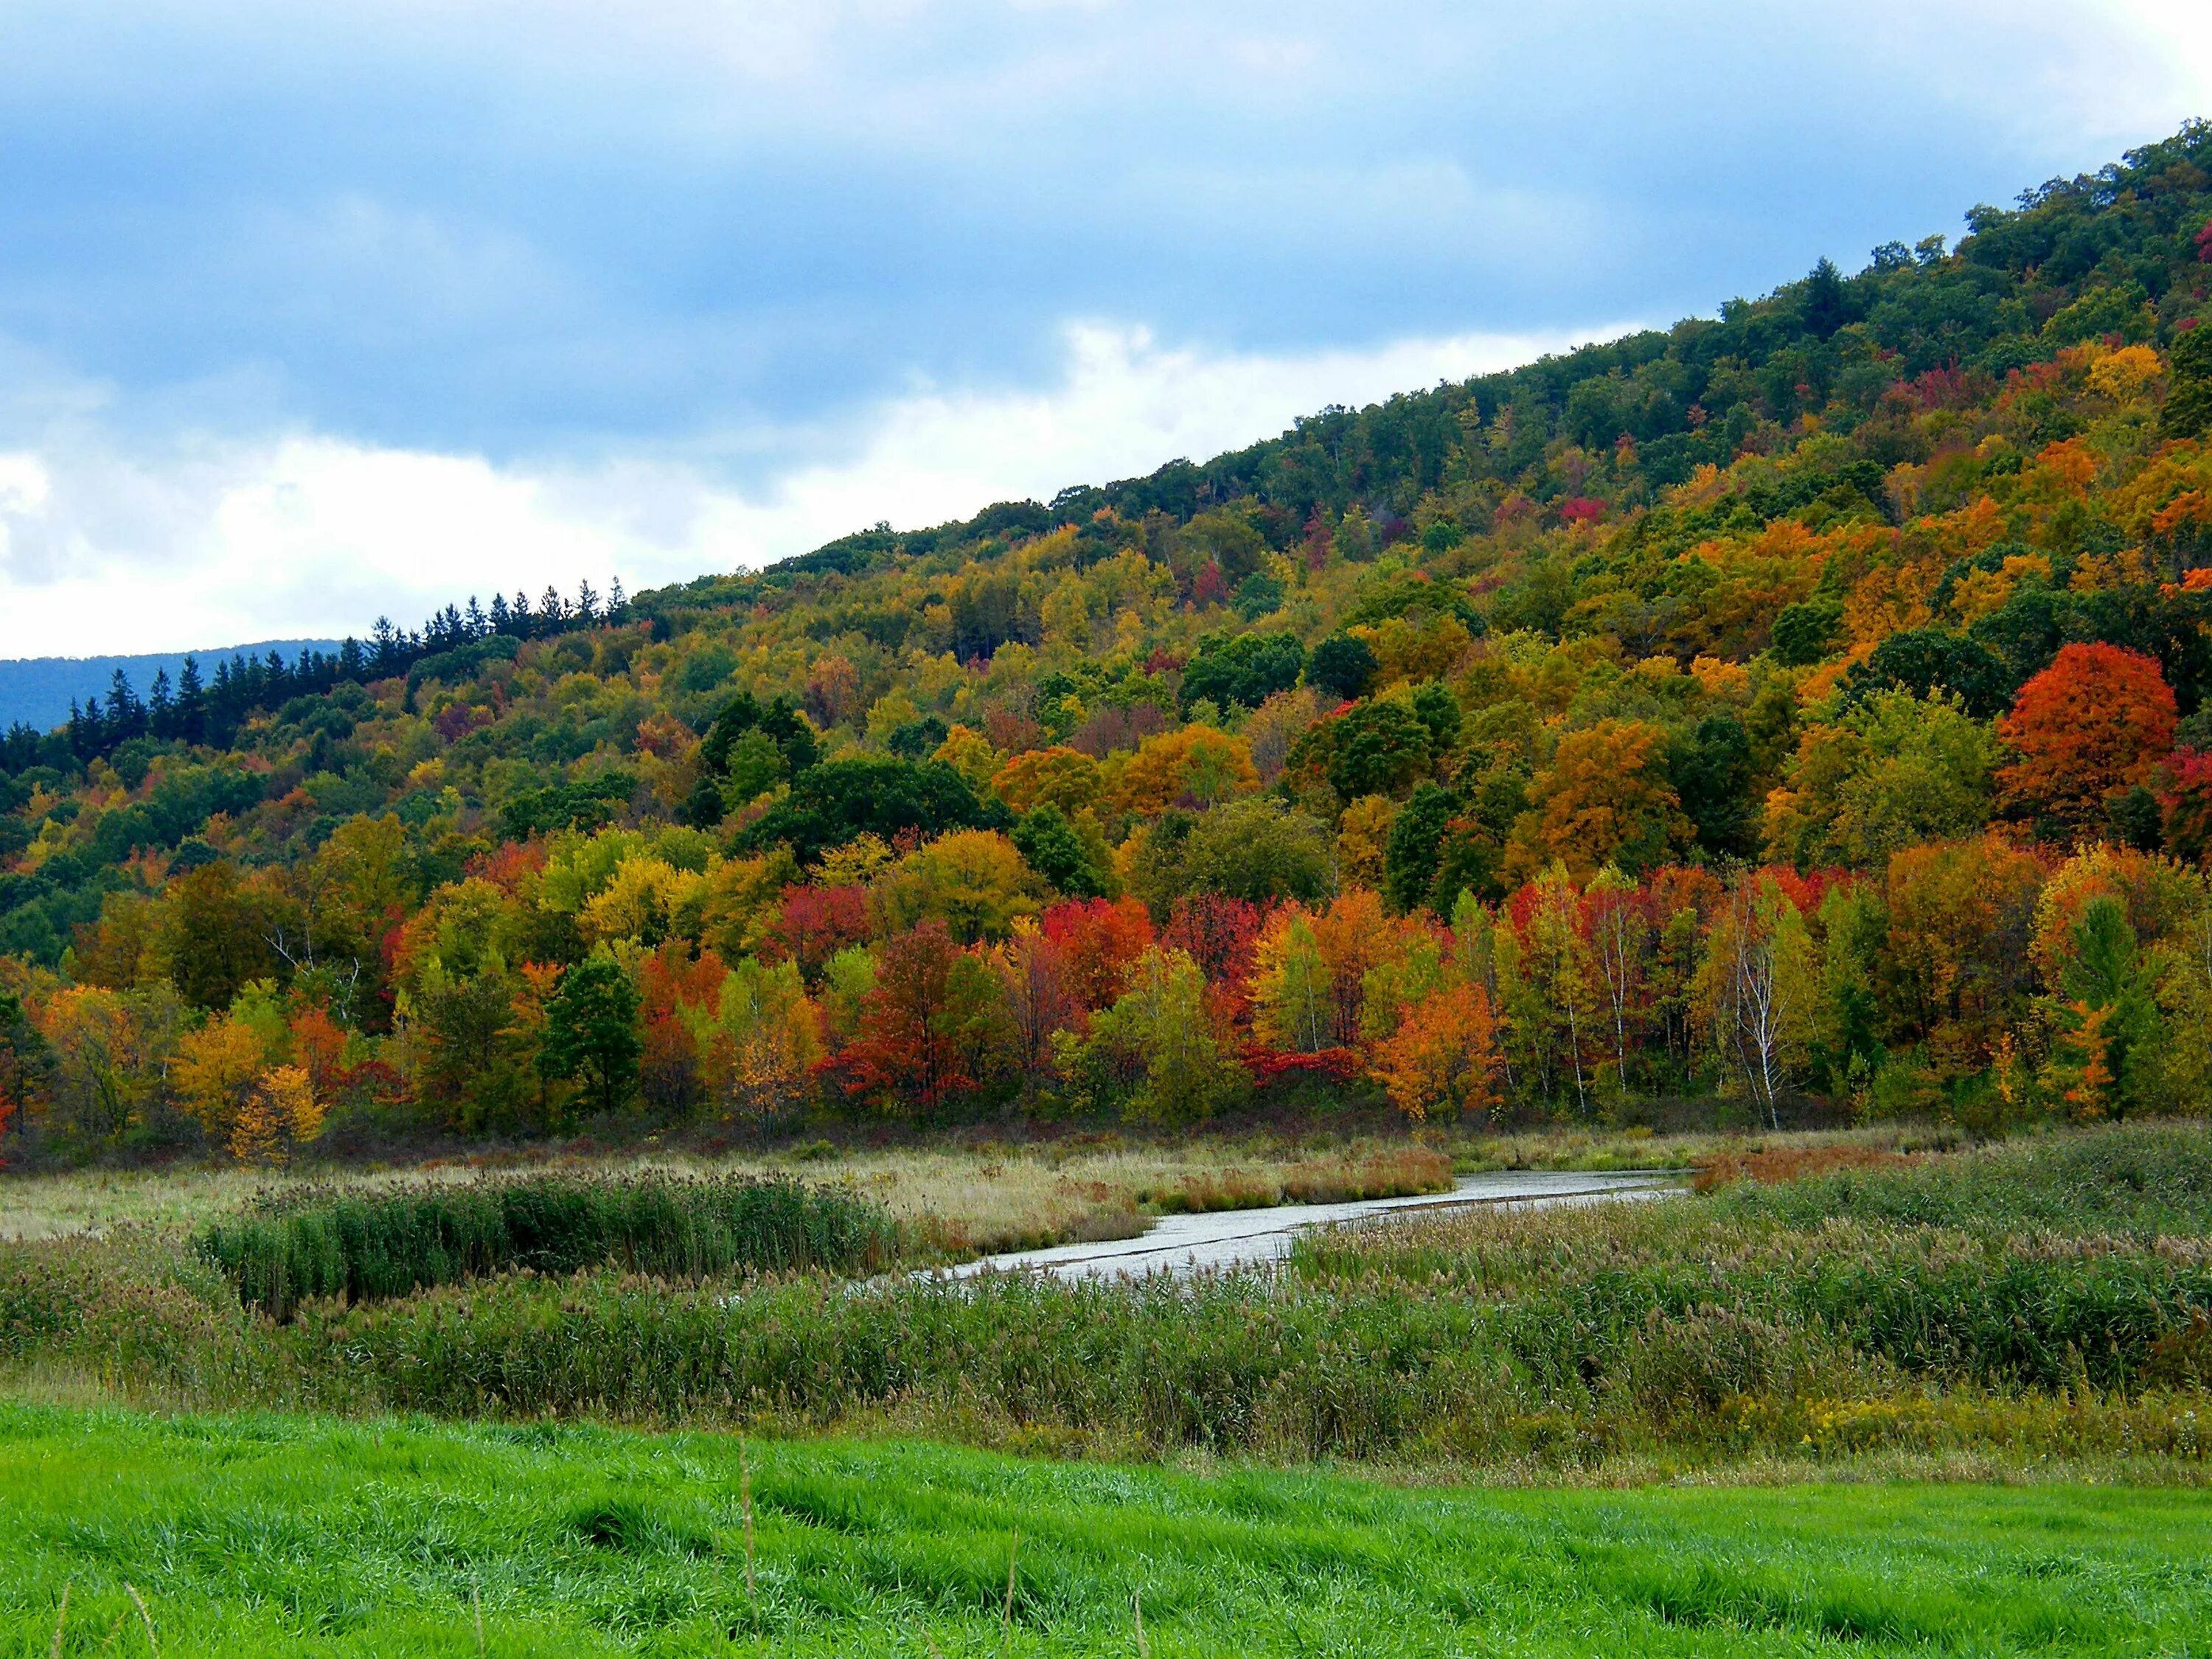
[
  {"xmin": 0, "ymin": 578, "xmax": 630, "ymax": 774},
  {"xmin": 2, "ymin": 818, "xmax": 2206, "ymax": 1163}
]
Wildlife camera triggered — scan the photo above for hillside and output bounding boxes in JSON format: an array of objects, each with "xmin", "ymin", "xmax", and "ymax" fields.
[{"xmin": 4, "ymin": 123, "xmax": 2212, "ymax": 1160}]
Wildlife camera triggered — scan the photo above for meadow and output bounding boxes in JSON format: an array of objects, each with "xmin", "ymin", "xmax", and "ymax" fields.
[
  {"xmin": 5, "ymin": 1403, "xmax": 2209, "ymax": 1658},
  {"xmin": 5, "ymin": 1123, "xmax": 2212, "ymax": 1653},
  {"xmin": 0, "ymin": 1123, "xmax": 2206, "ymax": 1476},
  {"xmin": 0, "ymin": 1123, "xmax": 1809, "ymax": 1249}
]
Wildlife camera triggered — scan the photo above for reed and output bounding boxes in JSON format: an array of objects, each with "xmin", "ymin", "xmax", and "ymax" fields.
[
  {"xmin": 194, "ymin": 1172, "xmax": 901, "ymax": 1321},
  {"xmin": 10, "ymin": 1124, "xmax": 2212, "ymax": 1477}
]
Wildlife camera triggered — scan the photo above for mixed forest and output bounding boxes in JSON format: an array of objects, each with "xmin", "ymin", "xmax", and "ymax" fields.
[{"xmin": 9, "ymin": 125, "xmax": 2212, "ymax": 1165}]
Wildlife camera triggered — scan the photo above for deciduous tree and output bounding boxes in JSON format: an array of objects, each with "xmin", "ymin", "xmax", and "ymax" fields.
[
  {"xmin": 1368, "ymin": 980, "xmax": 1500, "ymax": 1122},
  {"xmin": 1997, "ymin": 643, "xmax": 2178, "ymax": 833}
]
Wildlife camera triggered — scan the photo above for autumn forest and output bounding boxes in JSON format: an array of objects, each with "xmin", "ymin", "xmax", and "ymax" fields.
[{"xmin": 7, "ymin": 125, "xmax": 2212, "ymax": 1166}]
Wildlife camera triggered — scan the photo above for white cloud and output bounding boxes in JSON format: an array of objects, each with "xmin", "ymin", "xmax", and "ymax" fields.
[{"xmin": 0, "ymin": 318, "xmax": 1604, "ymax": 658}]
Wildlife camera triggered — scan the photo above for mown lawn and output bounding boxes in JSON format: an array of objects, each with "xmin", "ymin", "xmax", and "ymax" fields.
[{"xmin": 1, "ymin": 1405, "xmax": 2206, "ymax": 1657}]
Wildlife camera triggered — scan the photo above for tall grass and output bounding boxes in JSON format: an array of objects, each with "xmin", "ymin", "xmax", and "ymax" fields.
[
  {"xmin": 1707, "ymin": 1124, "xmax": 2212, "ymax": 1239},
  {"xmin": 9, "ymin": 1124, "xmax": 2212, "ymax": 1474},
  {"xmin": 195, "ymin": 1172, "xmax": 901, "ymax": 1321}
]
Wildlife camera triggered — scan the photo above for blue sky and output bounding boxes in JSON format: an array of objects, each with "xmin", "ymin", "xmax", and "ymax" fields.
[{"xmin": 0, "ymin": 0, "xmax": 2205, "ymax": 656}]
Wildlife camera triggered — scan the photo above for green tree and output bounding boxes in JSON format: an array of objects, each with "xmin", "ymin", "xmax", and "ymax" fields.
[
  {"xmin": 2043, "ymin": 896, "xmax": 2163, "ymax": 1119},
  {"xmin": 1012, "ymin": 804, "xmax": 1109, "ymax": 899},
  {"xmin": 700, "ymin": 690, "xmax": 818, "ymax": 777},
  {"xmin": 2160, "ymin": 324, "xmax": 2212, "ymax": 440},
  {"xmin": 540, "ymin": 954, "xmax": 642, "ymax": 1119},
  {"xmin": 1669, "ymin": 712, "xmax": 1759, "ymax": 860},
  {"xmin": 1383, "ymin": 782, "xmax": 1458, "ymax": 914},
  {"xmin": 1770, "ymin": 598, "xmax": 1843, "ymax": 666},
  {"xmin": 1179, "ymin": 631, "xmax": 1307, "ymax": 714},
  {"xmin": 1074, "ymin": 947, "xmax": 1245, "ymax": 1121},
  {"xmin": 1307, "ymin": 634, "xmax": 1377, "ymax": 702},
  {"xmin": 1324, "ymin": 699, "xmax": 1434, "ymax": 799},
  {"xmin": 1129, "ymin": 799, "xmax": 1336, "ymax": 915},
  {"xmin": 0, "ymin": 987, "xmax": 46, "ymax": 1147},
  {"xmin": 739, "ymin": 758, "xmax": 1010, "ymax": 864},
  {"xmin": 1767, "ymin": 691, "xmax": 1994, "ymax": 869},
  {"xmin": 154, "ymin": 861, "xmax": 288, "ymax": 1011}
]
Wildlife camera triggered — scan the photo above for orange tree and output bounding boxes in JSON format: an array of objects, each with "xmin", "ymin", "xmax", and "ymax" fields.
[
  {"xmin": 1997, "ymin": 643, "xmax": 2177, "ymax": 835},
  {"xmin": 1517, "ymin": 720, "xmax": 1693, "ymax": 882}
]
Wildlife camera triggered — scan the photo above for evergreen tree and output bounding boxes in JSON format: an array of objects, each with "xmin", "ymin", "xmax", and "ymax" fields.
[
  {"xmin": 176, "ymin": 655, "xmax": 205, "ymax": 743},
  {"xmin": 540, "ymin": 955, "xmax": 642, "ymax": 1119},
  {"xmin": 2162, "ymin": 324, "xmax": 2212, "ymax": 440},
  {"xmin": 147, "ymin": 668, "xmax": 175, "ymax": 737}
]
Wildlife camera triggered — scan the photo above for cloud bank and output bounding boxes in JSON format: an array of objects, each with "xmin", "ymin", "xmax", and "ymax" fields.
[
  {"xmin": 0, "ymin": 1, "xmax": 2205, "ymax": 658},
  {"xmin": 0, "ymin": 321, "xmax": 1595, "ymax": 655}
]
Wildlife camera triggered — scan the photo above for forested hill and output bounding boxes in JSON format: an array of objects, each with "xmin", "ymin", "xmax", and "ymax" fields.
[{"xmin": 4, "ymin": 122, "xmax": 2212, "ymax": 1161}]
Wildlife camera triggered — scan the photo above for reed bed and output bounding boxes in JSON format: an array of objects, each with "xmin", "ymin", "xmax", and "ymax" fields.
[
  {"xmin": 195, "ymin": 1172, "xmax": 902, "ymax": 1321},
  {"xmin": 6, "ymin": 1124, "xmax": 2212, "ymax": 1476}
]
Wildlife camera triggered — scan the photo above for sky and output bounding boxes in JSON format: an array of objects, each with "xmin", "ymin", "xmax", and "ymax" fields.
[{"xmin": 0, "ymin": 1, "xmax": 2208, "ymax": 658}]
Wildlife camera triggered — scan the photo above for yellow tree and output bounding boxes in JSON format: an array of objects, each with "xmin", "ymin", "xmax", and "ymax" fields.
[
  {"xmin": 1335, "ymin": 797, "xmax": 1397, "ymax": 891},
  {"xmin": 705, "ymin": 957, "xmax": 823, "ymax": 1119},
  {"xmin": 992, "ymin": 745, "xmax": 1104, "ymax": 816},
  {"xmin": 1312, "ymin": 887, "xmax": 1391, "ymax": 1046},
  {"xmin": 228, "ymin": 1065, "xmax": 324, "ymax": 1166},
  {"xmin": 1695, "ymin": 872, "xmax": 1818, "ymax": 1128},
  {"xmin": 1112, "ymin": 726, "xmax": 1256, "ymax": 817},
  {"xmin": 932, "ymin": 724, "xmax": 1005, "ymax": 795},
  {"xmin": 1517, "ymin": 864, "xmax": 1599, "ymax": 1115},
  {"xmin": 872, "ymin": 830, "xmax": 1043, "ymax": 944},
  {"xmin": 1250, "ymin": 911, "xmax": 1333, "ymax": 1053},
  {"xmin": 1579, "ymin": 865, "xmax": 1650, "ymax": 1093},
  {"xmin": 1514, "ymin": 719, "xmax": 1691, "ymax": 883},
  {"xmin": 173, "ymin": 1015, "xmax": 268, "ymax": 1149}
]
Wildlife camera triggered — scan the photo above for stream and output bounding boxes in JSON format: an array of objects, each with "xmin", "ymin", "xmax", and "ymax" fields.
[{"xmin": 941, "ymin": 1169, "xmax": 1677, "ymax": 1282}]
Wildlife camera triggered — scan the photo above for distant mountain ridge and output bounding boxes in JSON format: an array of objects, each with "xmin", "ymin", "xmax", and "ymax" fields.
[{"xmin": 0, "ymin": 641, "xmax": 343, "ymax": 731}]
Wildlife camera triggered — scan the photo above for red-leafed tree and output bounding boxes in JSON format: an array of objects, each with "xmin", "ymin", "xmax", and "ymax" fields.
[
  {"xmin": 764, "ymin": 883, "xmax": 872, "ymax": 979},
  {"xmin": 1997, "ymin": 643, "xmax": 2178, "ymax": 832},
  {"xmin": 992, "ymin": 927, "xmax": 1080, "ymax": 1082},
  {"xmin": 1164, "ymin": 894, "xmax": 1265, "ymax": 1028},
  {"xmin": 844, "ymin": 922, "xmax": 998, "ymax": 1110},
  {"xmin": 636, "ymin": 944, "xmax": 728, "ymax": 1116},
  {"xmin": 1042, "ymin": 897, "xmax": 1156, "ymax": 1011},
  {"xmin": 2163, "ymin": 748, "xmax": 2212, "ymax": 866},
  {"xmin": 1189, "ymin": 559, "xmax": 1230, "ymax": 610}
]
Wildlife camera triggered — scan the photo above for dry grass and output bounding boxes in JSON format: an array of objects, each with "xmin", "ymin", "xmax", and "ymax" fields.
[
  {"xmin": 1455, "ymin": 1122, "xmax": 1925, "ymax": 1176},
  {"xmin": 1154, "ymin": 1147, "xmax": 1455, "ymax": 1214},
  {"xmin": 0, "ymin": 1139, "xmax": 1452, "ymax": 1256},
  {"xmin": 1690, "ymin": 1144, "xmax": 1921, "ymax": 1193},
  {"xmin": 0, "ymin": 1124, "xmax": 1916, "ymax": 1254}
]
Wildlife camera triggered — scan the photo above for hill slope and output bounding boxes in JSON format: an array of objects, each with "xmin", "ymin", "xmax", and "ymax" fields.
[{"xmin": 3, "ymin": 122, "xmax": 2212, "ymax": 1158}]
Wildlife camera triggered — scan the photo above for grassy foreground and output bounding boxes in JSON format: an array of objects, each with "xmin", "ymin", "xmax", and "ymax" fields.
[{"xmin": 3, "ymin": 1405, "xmax": 2208, "ymax": 1658}]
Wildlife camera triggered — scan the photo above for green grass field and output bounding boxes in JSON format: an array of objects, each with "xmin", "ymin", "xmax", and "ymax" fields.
[{"xmin": 2, "ymin": 1404, "xmax": 2208, "ymax": 1657}]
